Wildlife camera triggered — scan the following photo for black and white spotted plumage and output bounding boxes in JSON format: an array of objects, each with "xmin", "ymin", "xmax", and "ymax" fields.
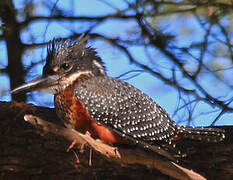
[
  {"xmin": 73, "ymin": 75, "xmax": 225, "ymax": 160},
  {"xmin": 75, "ymin": 76, "xmax": 178, "ymax": 141},
  {"xmin": 74, "ymin": 76, "xmax": 183, "ymax": 160}
]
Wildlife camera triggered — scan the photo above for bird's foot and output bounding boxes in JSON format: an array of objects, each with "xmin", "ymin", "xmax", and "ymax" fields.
[{"xmin": 67, "ymin": 140, "xmax": 77, "ymax": 152}]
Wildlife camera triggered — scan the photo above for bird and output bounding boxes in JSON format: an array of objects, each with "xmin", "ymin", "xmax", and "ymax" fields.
[{"xmin": 11, "ymin": 35, "xmax": 225, "ymax": 161}]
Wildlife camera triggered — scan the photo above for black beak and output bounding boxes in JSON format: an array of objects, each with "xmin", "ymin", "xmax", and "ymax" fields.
[{"xmin": 11, "ymin": 74, "xmax": 60, "ymax": 94}]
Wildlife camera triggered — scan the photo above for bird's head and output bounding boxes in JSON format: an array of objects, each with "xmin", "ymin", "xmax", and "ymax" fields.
[{"xmin": 11, "ymin": 35, "xmax": 106, "ymax": 95}]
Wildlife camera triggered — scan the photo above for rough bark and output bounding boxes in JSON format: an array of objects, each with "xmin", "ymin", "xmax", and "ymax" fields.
[{"xmin": 0, "ymin": 101, "xmax": 232, "ymax": 180}]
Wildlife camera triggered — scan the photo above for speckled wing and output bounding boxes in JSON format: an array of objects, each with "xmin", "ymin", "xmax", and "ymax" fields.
[{"xmin": 74, "ymin": 76, "xmax": 179, "ymax": 159}]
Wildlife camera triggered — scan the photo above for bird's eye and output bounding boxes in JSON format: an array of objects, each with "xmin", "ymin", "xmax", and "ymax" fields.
[{"xmin": 60, "ymin": 63, "xmax": 71, "ymax": 71}]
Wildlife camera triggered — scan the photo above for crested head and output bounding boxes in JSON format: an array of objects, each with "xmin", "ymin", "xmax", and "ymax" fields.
[
  {"xmin": 43, "ymin": 34, "xmax": 106, "ymax": 77},
  {"xmin": 11, "ymin": 35, "xmax": 106, "ymax": 95}
]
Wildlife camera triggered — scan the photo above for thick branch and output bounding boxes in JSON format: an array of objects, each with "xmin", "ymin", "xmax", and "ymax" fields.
[
  {"xmin": 24, "ymin": 114, "xmax": 205, "ymax": 180},
  {"xmin": 1, "ymin": 101, "xmax": 232, "ymax": 180}
]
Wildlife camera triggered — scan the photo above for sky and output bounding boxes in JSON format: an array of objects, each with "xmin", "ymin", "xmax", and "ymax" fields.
[{"xmin": 1, "ymin": 0, "xmax": 232, "ymax": 126}]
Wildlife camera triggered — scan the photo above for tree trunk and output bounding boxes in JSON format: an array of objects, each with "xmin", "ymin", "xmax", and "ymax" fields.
[{"xmin": 0, "ymin": 0, "xmax": 26, "ymax": 101}]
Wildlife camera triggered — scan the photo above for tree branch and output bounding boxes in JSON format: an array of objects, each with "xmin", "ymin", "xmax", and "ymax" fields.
[
  {"xmin": 1, "ymin": 101, "xmax": 232, "ymax": 179},
  {"xmin": 24, "ymin": 114, "xmax": 206, "ymax": 180}
]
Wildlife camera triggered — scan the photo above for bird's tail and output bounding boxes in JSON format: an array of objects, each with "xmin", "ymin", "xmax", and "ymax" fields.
[{"xmin": 179, "ymin": 126, "xmax": 225, "ymax": 142}]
